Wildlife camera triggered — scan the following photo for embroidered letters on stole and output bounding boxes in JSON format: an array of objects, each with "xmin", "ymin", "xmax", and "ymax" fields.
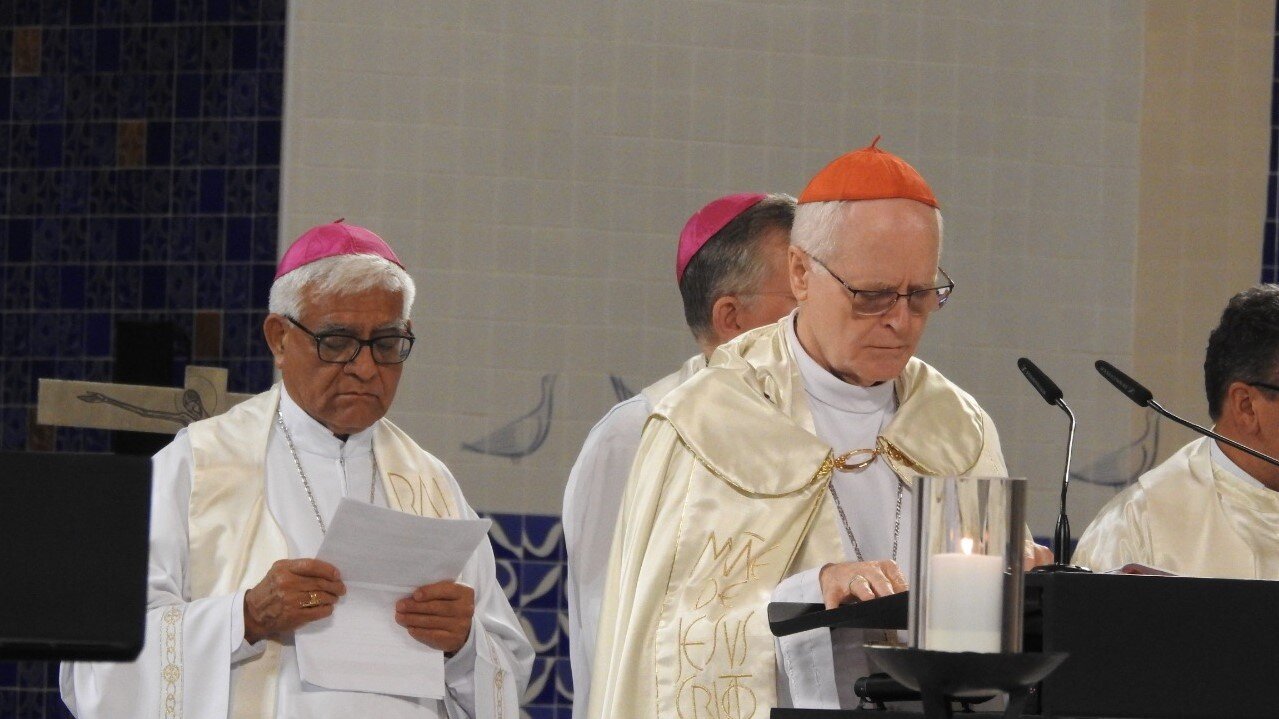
[{"xmin": 655, "ymin": 457, "xmax": 836, "ymax": 719}]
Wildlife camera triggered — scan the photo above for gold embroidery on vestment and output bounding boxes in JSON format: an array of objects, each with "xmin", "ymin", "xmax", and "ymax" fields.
[
  {"xmin": 388, "ymin": 472, "xmax": 456, "ymax": 518},
  {"xmin": 691, "ymin": 532, "xmax": 777, "ymax": 609},
  {"xmin": 676, "ymin": 529, "xmax": 772, "ymax": 718},
  {"xmin": 160, "ymin": 604, "xmax": 184, "ymax": 719},
  {"xmin": 483, "ymin": 633, "xmax": 506, "ymax": 717}
]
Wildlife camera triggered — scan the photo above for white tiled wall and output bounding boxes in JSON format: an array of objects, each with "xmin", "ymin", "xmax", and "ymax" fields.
[
  {"xmin": 280, "ymin": 2, "xmax": 1267, "ymax": 534},
  {"xmin": 1134, "ymin": 1, "xmax": 1274, "ymax": 460}
]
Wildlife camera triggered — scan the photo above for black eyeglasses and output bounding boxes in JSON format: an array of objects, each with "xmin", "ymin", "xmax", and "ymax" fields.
[
  {"xmin": 809, "ymin": 255, "xmax": 954, "ymax": 316},
  {"xmin": 1247, "ymin": 381, "xmax": 1279, "ymax": 394},
  {"xmin": 286, "ymin": 316, "xmax": 415, "ymax": 365}
]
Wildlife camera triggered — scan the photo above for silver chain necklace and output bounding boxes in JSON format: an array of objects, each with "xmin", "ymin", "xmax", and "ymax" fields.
[
  {"xmin": 828, "ymin": 463, "xmax": 904, "ymax": 563},
  {"xmin": 275, "ymin": 409, "xmax": 377, "ymax": 534}
]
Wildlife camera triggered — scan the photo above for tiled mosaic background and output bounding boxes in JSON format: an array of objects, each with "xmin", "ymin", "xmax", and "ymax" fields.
[
  {"xmin": 488, "ymin": 514, "xmax": 573, "ymax": 718},
  {"xmin": 1, "ymin": 0, "xmax": 286, "ymax": 716},
  {"xmin": 0, "ymin": 0, "xmax": 285, "ymax": 457}
]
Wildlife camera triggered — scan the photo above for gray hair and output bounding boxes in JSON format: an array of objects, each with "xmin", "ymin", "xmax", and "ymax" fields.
[
  {"xmin": 268, "ymin": 253, "xmax": 416, "ymax": 320},
  {"xmin": 680, "ymin": 193, "xmax": 797, "ymax": 343},
  {"xmin": 1204, "ymin": 284, "xmax": 1279, "ymax": 420},
  {"xmin": 791, "ymin": 200, "xmax": 944, "ymax": 260}
]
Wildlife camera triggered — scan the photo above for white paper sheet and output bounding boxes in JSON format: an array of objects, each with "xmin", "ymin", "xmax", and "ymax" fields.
[{"xmin": 295, "ymin": 498, "xmax": 492, "ymax": 699}]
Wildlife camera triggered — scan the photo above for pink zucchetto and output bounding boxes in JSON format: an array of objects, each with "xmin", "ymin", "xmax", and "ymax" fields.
[
  {"xmin": 274, "ymin": 219, "xmax": 404, "ymax": 279},
  {"xmin": 676, "ymin": 193, "xmax": 767, "ymax": 283}
]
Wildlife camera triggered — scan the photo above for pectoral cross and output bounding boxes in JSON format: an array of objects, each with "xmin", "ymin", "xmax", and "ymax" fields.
[{"xmin": 36, "ymin": 366, "xmax": 255, "ymax": 435}]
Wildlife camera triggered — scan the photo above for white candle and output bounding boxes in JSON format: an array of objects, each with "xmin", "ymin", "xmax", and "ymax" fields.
[{"xmin": 924, "ymin": 537, "xmax": 1004, "ymax": 652}]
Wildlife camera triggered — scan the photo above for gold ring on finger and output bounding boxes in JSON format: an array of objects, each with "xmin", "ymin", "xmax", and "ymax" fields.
[
  {"xmin": 847, "ymin": 575, "xmax": 868, "ymax": 596},
  {"xmin": 300, "ymin": 591, "xmax": 322, "ymax": 609}
]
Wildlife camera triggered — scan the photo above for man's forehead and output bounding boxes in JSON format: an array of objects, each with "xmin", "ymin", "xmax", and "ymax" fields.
[
  {"xmin": 300, "ymin": 291, "xmax": 408, "ymax": 330},
  {"xmin": 832, "ymin": 199, "xmax": 940, "ymax": 235},
  {"xmin": 821, "ymin": 247, "xmax": 940, "ymax": 287},
  {"xmin": 312, "ymin": 317, "xmax": 408, "ymax": 332}
]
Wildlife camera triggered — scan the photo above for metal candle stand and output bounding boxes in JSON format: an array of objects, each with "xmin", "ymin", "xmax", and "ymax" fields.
[
  {"xmin": 767, "ymin": 594, "xmax": 1068, "ymax": 719},
  {"xmin": 864, "ymin": 646, "xmax": 1067, "ymax": 719},
  {"xmin": 770, "ymin": 476, "xmax": 1068, "ymax": 719}
]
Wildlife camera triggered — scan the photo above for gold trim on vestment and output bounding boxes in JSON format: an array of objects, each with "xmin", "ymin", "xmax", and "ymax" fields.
[
  {"xmin": 160, "ymin": 604, "xmax": 184, "ymax": 719},
  {"xmin": 184, "ymin": 385, "xmax": 468, "ymax": 717},
  {"xmin": 588, "ymin": 318, "xmax": 998, "ymax": 719}
]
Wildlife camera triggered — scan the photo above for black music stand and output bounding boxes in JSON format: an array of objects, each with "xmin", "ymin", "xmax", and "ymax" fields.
[{"xmin": 0, "ymin": 451, "xmax": 152, "ymax": 661}]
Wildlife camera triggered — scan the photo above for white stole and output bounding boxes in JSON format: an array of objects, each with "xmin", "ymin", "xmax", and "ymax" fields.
[{"xmin": 182, "ymin": 385, "xmax": 462, "ymax": 718}]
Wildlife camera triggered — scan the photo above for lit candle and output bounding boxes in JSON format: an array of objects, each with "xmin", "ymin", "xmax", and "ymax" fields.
[{"xmin": 924, "ymin": 537, "xmax": 1004, "ymax": 652}]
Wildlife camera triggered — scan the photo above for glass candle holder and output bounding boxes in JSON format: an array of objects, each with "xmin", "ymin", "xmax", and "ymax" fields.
[{"xmin": 907, "ymin": 475, "xmax": 1026, "ymax": 653}]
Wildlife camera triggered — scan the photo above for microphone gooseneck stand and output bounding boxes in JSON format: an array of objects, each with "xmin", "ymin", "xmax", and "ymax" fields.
[{"xmin": 1017, "ymin": 358, "xmax": 1089, "ymax": 572}]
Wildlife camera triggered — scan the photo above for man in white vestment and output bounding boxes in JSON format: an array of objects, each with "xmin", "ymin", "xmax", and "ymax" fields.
[
  {"xmin": 1075, "ymin": 285, "xmax": 1279, "ymax": 578},
  {"xmin": 588, "ymin": 139, "xmax": 1051, "ymax": 718},
  {"xmin": 563, "ymin": 193, "xmax": 797, "ymax": 717},
  {"xmin": 62, "ymin": 220, "xmax": 533, "ymax": 718}
]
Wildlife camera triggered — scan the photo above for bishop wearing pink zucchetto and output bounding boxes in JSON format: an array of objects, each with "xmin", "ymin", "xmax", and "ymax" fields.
[
  {"xmin": 62, "ymin": 220, "xmax": 532, "ymax": 719},
  {"xmin": 561, "ymin": 193, "xmax": 797, "ymax": 718}
]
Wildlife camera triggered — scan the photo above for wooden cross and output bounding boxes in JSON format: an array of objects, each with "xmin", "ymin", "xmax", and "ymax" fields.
[{"xmin": 36, "ymin": 366, "xmax": 255, "ymax": 435}]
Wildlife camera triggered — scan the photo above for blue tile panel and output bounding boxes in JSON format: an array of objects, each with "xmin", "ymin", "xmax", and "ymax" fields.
[
  {"xmin": 1, "ymin": 0, "xmax": 286, "ymax": 714},
  {"xmin": 481, "ymin": 512, "xmax": 575, "ymax": 715},
  {"xmin": 0, "ymin": 3, "xmax": 285, "ymax": 452}
]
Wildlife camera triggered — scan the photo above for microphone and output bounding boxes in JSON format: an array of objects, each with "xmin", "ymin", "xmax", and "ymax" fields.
[
  {"xmin": 1094, "ymin": 359, "xmax": 1152, "ymax": 407},
  {"xmin": 1095, "ymin": 360, "xmax": 1279, "ymax": 468},
  {"xmin": 1017, "ymin": 358, "xmax": 1086, "ymax": 570},
  {"xmin": 1018, "ymin": 357, "xmax": 1063, "ymax": 404}
]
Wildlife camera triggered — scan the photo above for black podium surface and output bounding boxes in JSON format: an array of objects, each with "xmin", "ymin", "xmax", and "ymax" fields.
[
  {"xmin": 1026, "ymin": 571, "xmax": 1279, "ymax": 718},
  {"xmin": 772, "ymin": 572, "xmax": 1279, "ymax": 719}
]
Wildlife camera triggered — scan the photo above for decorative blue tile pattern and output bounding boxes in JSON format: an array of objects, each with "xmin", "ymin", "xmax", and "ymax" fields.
[
  {"xmin": 1, "ymin": 0, "xmax": 286, "ymax": 713},
  {"xmin": 475, "ymin": 512, "xmax": 575, "ymax": 715}
]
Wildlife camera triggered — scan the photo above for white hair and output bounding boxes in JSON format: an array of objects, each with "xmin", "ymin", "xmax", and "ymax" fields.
[
  {"xmin": 268, "ymin": 253, "xmax": 416, "ymax": 320},
  {"xmin": 791, "ymin": 201, "xmax": 944, "ymax": 260}
]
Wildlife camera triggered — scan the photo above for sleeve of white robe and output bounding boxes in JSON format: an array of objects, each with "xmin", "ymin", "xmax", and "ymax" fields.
[
  {"xmin": 60, "ymin": 430, "xmax": 256, "ymax": 719},
  {"xmin": 561, "ymin": 396, "xmax": 649, "ymax": 719},
  {"xmin": 1072, "ymin": 483, "xmax": 1153, "ymax": 572},
  {"xmin": 440, "ymin": 493, "xmax": 535, "ymax": 719},
  {"xmin": 772, "ymin": 568, "xmax": 841, "ymax": 709}
]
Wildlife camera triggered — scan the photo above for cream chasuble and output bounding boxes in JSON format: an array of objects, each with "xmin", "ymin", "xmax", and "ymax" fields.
[
  {"xmin": 1074, "ymin": 436, "xmax": 1279, "ymax": 578},
  {"xmin": 771, "ymin": 314, "xmax": 902, "ymax": 709},
  {"xmin": 62, "ymin": 385, "xmax": 532, "ymax": 719},
  {"xmin": 564, "ymin": 353, "xmax": 706, "ymax": 719},
  {"xmin": 587, "ymin": 317, "xmax": 1004, "ymax": 719}
]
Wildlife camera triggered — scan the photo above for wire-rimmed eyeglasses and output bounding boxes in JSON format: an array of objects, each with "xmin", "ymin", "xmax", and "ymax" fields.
[
  {"xmin": 286, "ymin": 316, "xmax": 415, "ymax": 365},
  {"xmin": 809, "ymin": 254, "xmax": 954, "ymax": 316}
]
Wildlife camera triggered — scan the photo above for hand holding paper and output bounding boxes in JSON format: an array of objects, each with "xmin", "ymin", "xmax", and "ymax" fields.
[
  {"xmin": 395, "ymin": 581, "xmax": 475, "ymax": 654},
  {"xmin": 294, "ymin": 498, "xmax": 493, "ymax": 699}
]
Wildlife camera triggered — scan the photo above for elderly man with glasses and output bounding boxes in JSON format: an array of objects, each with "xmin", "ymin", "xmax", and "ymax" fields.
[
  {"xmin": 588, "ymin": 140, "xmax": 1049, "ymax": 717},
  {"xmin": 1075, "ymin": 284, "xmax": 1279, "ymax": 578},
  {"xmin": 62, "ymin": 221, "xmax": 532, "ymax": 719}
]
